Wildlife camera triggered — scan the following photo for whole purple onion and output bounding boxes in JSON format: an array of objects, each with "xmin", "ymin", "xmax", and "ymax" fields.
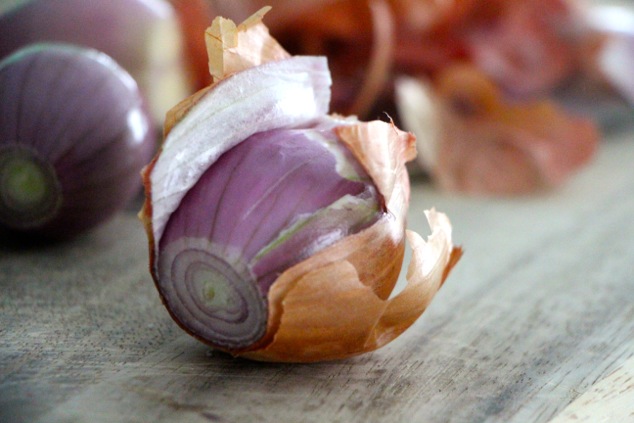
[{"xmin": 0, "ymin": 43, "xmax": 155, "ymax": 239}]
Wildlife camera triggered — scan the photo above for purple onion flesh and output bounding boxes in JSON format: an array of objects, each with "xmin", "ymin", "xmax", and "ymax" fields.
[
  {"xmin": 156, "ymin": 124, "xmax": 383, "ymax": 348},
  {"xmin": 0, "ymin": 43, "xmax": 155, "ymax": 239}
]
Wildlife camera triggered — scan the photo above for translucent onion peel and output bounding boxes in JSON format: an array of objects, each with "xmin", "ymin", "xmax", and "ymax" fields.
[{"xmin": 140, "ymin": 8, "xmax": 461, "ymax": 362}]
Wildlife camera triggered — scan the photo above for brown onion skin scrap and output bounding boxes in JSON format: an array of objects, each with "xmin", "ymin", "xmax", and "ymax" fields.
[{"xmin": 430, "ymin": 65, "xmax": 599, "ymax": 195}]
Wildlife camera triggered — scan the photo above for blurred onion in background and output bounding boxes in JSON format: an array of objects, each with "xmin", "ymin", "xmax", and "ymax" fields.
[{"xmin": 0, "ymin": 0, "xmax": 196, "ymax": 125}]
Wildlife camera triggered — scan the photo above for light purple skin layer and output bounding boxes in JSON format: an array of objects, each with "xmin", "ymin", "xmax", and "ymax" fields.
[
  {"xmin": 0, "ymin": 44, "xmax": 155, "ymax": 238},
  {"xmin": 148, "ymin": 56, "xmax": 333, "ymax": 244},
  {"xmin": 156, "ymin": 127, "xmax": 382, "ymax": 348}
]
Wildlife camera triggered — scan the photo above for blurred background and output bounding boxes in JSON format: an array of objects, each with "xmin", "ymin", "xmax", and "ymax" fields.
[{"xmin": 2, "ymin": 0, "xmax": 633, "ymax": 200}]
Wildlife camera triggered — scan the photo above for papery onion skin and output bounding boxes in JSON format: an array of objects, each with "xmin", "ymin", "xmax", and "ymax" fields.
[
  {"xmin": 0, "ymin": 44, "xmax": 155, "ymax": 239},
  {"xmin": 396, "ymin": 66, "xmax": 599, "ymax": 195},
  {"xmin": 140, "ymin": 8, "xmax": 461, "ymax": 362},
  {"xmin": 0, "ymin": 0, "xmax": 192, "ymax": 123}
]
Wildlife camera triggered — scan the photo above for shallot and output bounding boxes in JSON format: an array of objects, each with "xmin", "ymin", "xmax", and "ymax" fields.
[{"xmin": 140, "ymin": 8, "xmax": 461, "ymax": 362}]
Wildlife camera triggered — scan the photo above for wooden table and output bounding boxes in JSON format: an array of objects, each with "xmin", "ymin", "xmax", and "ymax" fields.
[
  {"xmin": 2, "ymin": 124, "xmax": 634, "ymax": 421},
  {"xmin": 3, "ymin": 122, "xmax": 634, "ymax": 423}
]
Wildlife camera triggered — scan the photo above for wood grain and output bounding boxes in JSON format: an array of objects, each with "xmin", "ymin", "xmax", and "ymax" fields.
[
  {"xmin": 548, "ymin": 356, "xmax": 634, "ymax": 423},
  {"xmin": 2, "ymin": 131, "xmax": 634, "ymax": 422}
]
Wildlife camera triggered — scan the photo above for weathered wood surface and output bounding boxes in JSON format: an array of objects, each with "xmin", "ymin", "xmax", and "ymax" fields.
[
  {"xmin": 549, "ymin": 356, "xmax": 634, "ymax": 423},
  {"xmin": 2, "ymin": 124, "xmax": 634, "ymax": 423}
]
